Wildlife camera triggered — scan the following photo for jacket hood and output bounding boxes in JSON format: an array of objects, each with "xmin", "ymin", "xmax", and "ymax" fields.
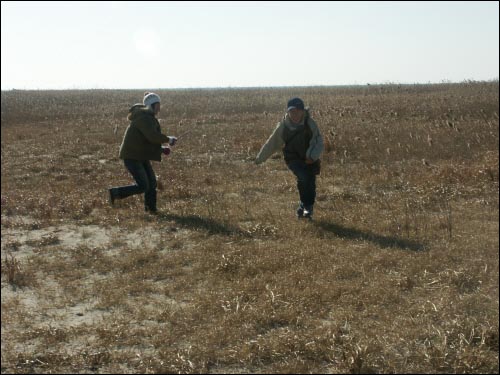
[{"xmin": 127, "ymin": 103, "xmax": 154, "ymax": 121}]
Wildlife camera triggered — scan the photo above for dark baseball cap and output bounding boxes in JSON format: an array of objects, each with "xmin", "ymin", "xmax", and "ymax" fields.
[{"xmin": 287, "ymin": 97, "xmax": 305, "ymax": 111}]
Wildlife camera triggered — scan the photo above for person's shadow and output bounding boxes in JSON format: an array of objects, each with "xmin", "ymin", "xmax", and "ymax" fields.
[
  {"xmin": 314, "ymin": 220, "xmax": 426, "ymax": 251},
  {"xmin": 157, "ymin": 213, "xmax": 426, "ymax": 251},
  {"xmin": 157, "ymin": 213, "xmax": 248, "ymax": 237}
]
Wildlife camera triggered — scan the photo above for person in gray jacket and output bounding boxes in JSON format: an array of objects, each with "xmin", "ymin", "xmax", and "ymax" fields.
[{"xmin": 255, "ymin": 97, "xmax": 324, "ymax": 219}]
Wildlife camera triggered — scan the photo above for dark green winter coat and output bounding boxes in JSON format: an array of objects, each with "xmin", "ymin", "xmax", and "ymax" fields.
[{"xmin": 119, "ymin": 104, "xmax": 169, "ymax": 162}]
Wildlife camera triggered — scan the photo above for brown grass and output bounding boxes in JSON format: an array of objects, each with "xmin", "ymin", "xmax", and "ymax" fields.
[{"xmin": 1, "ymin": 82, "xmax": 499, "ymax": 373}]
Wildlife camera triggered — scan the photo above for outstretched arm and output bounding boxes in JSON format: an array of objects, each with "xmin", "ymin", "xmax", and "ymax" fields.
[{"xmin": 255, "ymin": 122, "xmax": 285, "ymax": 165}]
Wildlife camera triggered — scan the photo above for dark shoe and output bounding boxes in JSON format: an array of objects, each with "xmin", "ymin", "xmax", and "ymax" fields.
[
  {"xmin": 108, "ymin": 189, "xmax": 116, "ymax": 206},
  {"xmin": 145, "ymin": 207, "xmax": 158, "ymax": 214},
  {"xmin": 296, "ymin": 207, "xmax": 304, "ymax": 218},
  {"xmin": 296, "ymin": 202, "xmax": 305, "ymax": 219}
]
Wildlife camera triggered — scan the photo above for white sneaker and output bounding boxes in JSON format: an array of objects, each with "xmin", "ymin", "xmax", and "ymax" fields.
[{"xmin": 303, "ymin": 209, "xmax": 313, "ymax": 220}]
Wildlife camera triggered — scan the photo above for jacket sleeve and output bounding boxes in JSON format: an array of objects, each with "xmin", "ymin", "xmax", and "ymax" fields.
[
  {"xmin": 136, "ymin": 118, "xmax": 169, "ymax": 145},
  {"xmin": 306, "ymin": 118, "xmax": 324, "ymax": 161},
  {"xmin": 255, "ymin": 122, "xmax": 285, "ymax": 165}
]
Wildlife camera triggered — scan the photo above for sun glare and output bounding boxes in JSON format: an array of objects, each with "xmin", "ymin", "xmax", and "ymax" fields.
[{"xmin": 133, "ymin": 29, "xmax": 161, "ymax": 58}]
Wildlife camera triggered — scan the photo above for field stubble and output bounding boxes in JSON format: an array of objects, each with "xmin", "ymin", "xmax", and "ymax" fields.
[{"xmin": 1, "ymin": 82, "xmax": 499, "ymax": 373}]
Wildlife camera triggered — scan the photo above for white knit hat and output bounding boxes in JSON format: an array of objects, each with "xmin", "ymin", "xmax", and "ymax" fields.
[{"xmin": 143, "ymin": 92, "xmax": 160, "ymax": 107}]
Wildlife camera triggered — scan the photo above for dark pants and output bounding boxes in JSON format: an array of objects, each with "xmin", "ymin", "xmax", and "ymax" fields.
[
  {"xmin": 287, "ymin": 160, "xmax": 316, "ymax": 212},
  {"xmin": 111, "ymin": 159, "xmax": 157, "ymax": 211}
]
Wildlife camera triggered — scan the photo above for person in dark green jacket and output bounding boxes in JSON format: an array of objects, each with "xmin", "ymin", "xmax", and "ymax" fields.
[{"xmin": 108, "ymin": 92, "xmax": 177, "ymax": 213}]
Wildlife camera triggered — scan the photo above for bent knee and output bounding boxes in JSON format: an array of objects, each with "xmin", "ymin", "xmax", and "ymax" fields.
[{"xmin": 136, "ymin": 181, "xmax": 150, "ymax": 193}]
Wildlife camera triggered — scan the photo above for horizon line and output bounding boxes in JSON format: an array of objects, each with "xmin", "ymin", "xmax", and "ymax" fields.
[{"xmin": 2, "ymin": 78, "xmax": 499, "ymax": 92}]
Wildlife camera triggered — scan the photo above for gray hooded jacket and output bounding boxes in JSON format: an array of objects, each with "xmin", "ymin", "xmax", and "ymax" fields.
[{"xmin": 255, "ymin": 113, "xmax": 324, "ymax": 165}]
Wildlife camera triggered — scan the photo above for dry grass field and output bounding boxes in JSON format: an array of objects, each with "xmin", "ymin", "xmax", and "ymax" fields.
[{"xmin": 1, "ymin": 82, "xmax": 498, "ymax": 374}]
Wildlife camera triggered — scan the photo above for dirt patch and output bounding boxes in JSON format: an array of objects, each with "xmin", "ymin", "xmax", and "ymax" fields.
[{"xmin": 1, "ymin": 215, "xmax": 194, "ymax": 260}]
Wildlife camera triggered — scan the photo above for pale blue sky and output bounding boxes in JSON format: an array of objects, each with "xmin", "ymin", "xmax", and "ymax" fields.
[{"xmin": 1, "ymin": 1, "xmax": 498, "ymax": 90}]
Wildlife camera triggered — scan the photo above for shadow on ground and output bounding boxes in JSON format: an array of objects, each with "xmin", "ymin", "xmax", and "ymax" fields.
[
  {"xmin": 157, "ymin": 213, "xmax": 248, "ymax": 236},
  {"xmin": 315, "ymin": 220, "xmax": 426, "ymax": 251}
]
